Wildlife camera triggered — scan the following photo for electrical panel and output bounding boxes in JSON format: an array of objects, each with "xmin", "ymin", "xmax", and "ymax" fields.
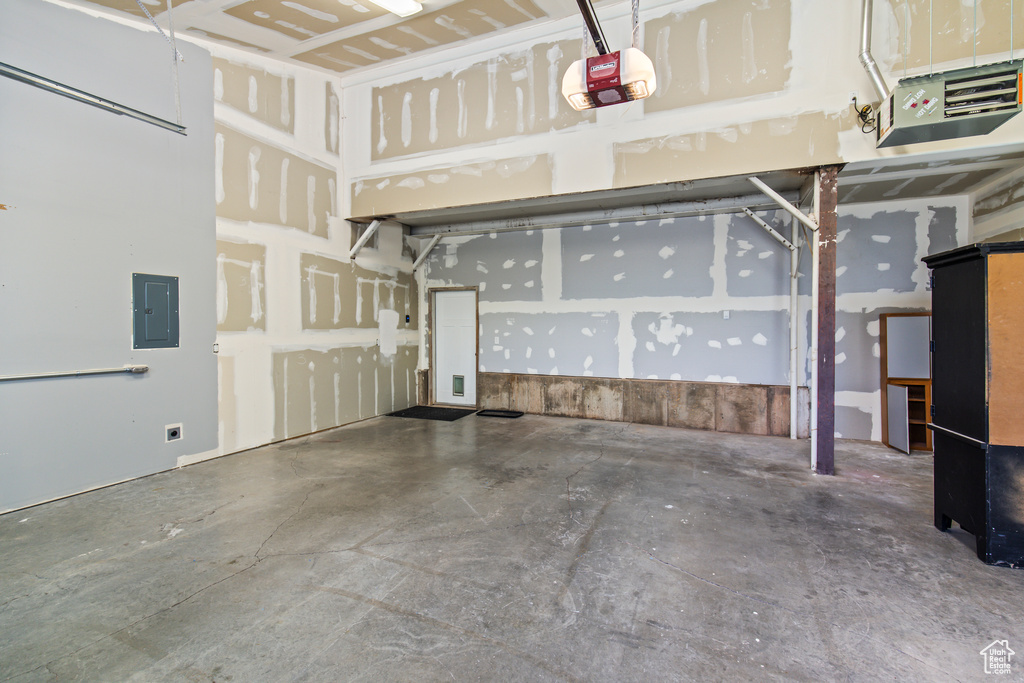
[
  {"xmin": 133, "ymin": 273, "xmax": 179, "ymax": 349},
  {"xmin": 877, "ymin": 60, "xmax": 1023, "ymax": 148}
]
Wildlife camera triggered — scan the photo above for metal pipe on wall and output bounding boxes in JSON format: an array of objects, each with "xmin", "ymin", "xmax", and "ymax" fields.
[
  {"xmin": 741, "ymin": 206, "xmax": 801, "ymax": 440},
  {"xmin": 0, "ymin": 61, "xmax": 186, "ymax": 135},
  {"xmin": 748, "ymin": 177, "xmax": 820, "ymax": 448},
  {"xmin": 0, "ymin": 365, "xmax": 149, "ymax": 383},
  {"xmin": 790, "ymin": 215, "xmax": 800, "ymax": 440},
  {"xmin": 859, "ymin": 0, "xmax": 891, "ymax": 101}
]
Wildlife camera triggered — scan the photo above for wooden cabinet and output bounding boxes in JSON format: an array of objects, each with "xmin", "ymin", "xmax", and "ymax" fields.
[
  {"xmin": 880, "ymin": 312, "xmax": 931, "ymax": 453},
  {"xmin": 923, "ymin": 242, "xmax": 1024, "ymax": 566}
]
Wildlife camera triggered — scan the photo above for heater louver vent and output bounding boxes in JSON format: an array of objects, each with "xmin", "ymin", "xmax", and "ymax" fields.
[
  {"xmin": 944, "ymin": 67, "xmax": 1022, "ymax": 119},
  {"xmin": 877, "ymin": 60, "xmax": 1023, "ymax": 148}
]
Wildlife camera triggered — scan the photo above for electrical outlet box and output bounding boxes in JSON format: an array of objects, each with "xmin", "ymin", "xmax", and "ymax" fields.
[{"xmin": 165, "ymin": 423, "xmax": 183, "ymax": 442}]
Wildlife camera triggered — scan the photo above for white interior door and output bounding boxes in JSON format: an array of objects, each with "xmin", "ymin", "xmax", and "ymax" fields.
[{"xmin": 433, "ymin": 290, "xmax": 477, "ymax": 405}]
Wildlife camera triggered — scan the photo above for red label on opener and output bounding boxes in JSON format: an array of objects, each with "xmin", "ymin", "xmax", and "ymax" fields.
[{"xmin": 586, "ymin": 51, "xmax": 627, "ymax": 106}]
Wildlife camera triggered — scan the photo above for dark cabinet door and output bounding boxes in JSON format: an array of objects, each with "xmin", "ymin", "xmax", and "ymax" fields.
[{"xmin": 930, "ymin": 257, "xmax": 988, "ymax": 442}]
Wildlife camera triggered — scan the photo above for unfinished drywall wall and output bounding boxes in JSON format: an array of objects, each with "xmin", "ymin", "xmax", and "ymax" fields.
[
  {"xmin": 341, "ymin": 0, "xmax": 1024, "ymax": 218},
  {"xmin": 209, "ymin": 42, "xmax": 418, "ymax": 457},
  {"xmin": 351, "ymin": 155, "xmax": 554, "ymax": 218},
  {"xmin": 421, "ymin": 196, "xmax": 967, "ymax": 442},
  {"xmin": 272, "ymin": 346, "xmax": 417, "ymax": 441},
  {"xmin": 215, "ymin": 123, "xmax": 335, "ymax": 236},
  {"xmin": 214, "ymin": 57, "xmax": 295, "ymax": 133},
  {"xmin": 831, "ymin": 199, "xmax": 967, "ymax": 439},
  {"xmin": 300, "ymin": 253, "xmax": 416, "ymax": 330},
  {"xmin": 613, "ymin": 113, "xmax": 850, "ymax": 189},
  {"xmin": 217, "ymin": 239, "xmax": 267, "ymax": 332},
  {"xmin": 370, "ymin": 38, "xmax": 590, "ymax": 160},
  {"xmin": 0, "ymin": 0, "xmax": 216, "ymax": 512},
  {"xmin": 889, "ymin": 0, "xmax": 1024, "ymax": 71},
  {"xmin": 645, "ymin": 0, "xmax": 792, "ymax": 112},
  {"xmin": 326, "ymin": 82, "xmax": 341, "ymax": 155}
]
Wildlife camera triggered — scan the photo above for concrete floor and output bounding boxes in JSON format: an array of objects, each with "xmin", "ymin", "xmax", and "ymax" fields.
[{"xmin": 2, "ymin": 415, "xmax": 1022, "ymax": 682}]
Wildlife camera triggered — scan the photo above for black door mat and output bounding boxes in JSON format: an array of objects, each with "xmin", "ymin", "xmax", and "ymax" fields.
[
  {"xmin": 477, "ymin": 409, "xmax": 524, "ymax": 418},
  {"xmin": 387, "ymin": 406, "xmax": 477, "ymax": 421}
]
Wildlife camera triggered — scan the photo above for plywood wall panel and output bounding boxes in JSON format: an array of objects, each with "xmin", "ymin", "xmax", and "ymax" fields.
[{"xmin": 987, "ymin": 252, "xmax": 1024, "ymax": 447}]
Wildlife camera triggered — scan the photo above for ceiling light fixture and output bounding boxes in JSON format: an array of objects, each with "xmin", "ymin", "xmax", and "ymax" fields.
[{"xmin": 365, "ymin": 0, "xmax": 423, "ymax": 17}]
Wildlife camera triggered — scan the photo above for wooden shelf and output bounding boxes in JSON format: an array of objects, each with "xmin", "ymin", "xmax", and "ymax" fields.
[{"xmin": 880, "ymin": 313, "xmax": 932, "ymax": 454}]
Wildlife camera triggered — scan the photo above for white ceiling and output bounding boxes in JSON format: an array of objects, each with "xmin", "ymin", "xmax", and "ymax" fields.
[{"xmin": 66, "ymin": 0, "xmax": 596, "ymax": 75}]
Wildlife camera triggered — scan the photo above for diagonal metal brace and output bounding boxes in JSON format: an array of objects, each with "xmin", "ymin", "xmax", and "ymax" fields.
[
  {"xmin": 749, "ymin": 176, "xmax": 818, "ymax": 232},
  {"xmin": 412, "ymin": 234, "xmax": 442, "ymax": 272},
  {"xmin": 742, "ymin": 208, "xmax": 795, "ymax": 251},
  {"xmin": 349, "ymin": 219, "xmax": 382, "ymax": 260}
]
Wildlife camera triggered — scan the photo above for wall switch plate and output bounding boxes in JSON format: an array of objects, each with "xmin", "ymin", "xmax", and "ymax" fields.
[
  {"xmin": 723, "ymin": 310, "xmax": 730, "ymax": 320},
  {"xmin": 166, "ymin": 423, "xmax": 183, "ymax": 442}
]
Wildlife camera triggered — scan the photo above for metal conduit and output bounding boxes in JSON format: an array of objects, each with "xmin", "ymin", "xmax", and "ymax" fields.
[
  {"xmin": 859, "ymin": 0, "xmax": 891, "ymax": 101},
  {"xmin": 0, "ymin": 62, "xmax": 186, "ymax": 135},
  {"xmin": 0, "ymin": 365, "xmax": 149, "ymax": 383}
]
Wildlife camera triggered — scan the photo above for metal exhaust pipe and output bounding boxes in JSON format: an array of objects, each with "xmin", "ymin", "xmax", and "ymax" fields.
[{"xmin": 859, "ymin": 0, "xmax": 891, "ymax": 101}]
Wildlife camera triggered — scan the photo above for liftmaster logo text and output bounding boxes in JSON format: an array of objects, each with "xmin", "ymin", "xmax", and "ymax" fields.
[{"xmin": 981, "ymin": 640, "xmax": 1014, "ymax": 675}]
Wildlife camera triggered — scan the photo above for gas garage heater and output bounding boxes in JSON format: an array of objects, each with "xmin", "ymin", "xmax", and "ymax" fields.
[{"xmin": 925, "ymin": 243, "xmax": 1024, "ymax": 567}]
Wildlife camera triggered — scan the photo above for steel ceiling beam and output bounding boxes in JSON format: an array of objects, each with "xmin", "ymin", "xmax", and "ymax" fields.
[{"xmin": 406, "ymin": 192, "xmax": 797, "ymax": 237}]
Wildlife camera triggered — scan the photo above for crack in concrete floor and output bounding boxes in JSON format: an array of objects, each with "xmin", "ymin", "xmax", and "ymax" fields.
[{"xmin": 1, "ymin": 416, "xmax": 1018, "ymax": 681}]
